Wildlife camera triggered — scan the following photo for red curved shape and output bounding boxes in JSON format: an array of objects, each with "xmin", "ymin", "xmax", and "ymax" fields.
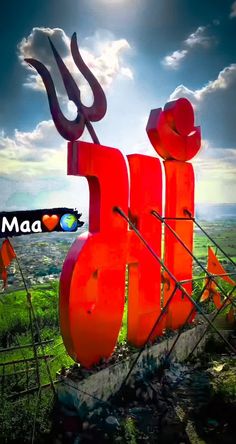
[
  {"xmin": 164, "ymin": 98, "xmax": 194, "ymax": 137},
  {"xmin": 60, "ymin": 141, "xmax": 129, "ymax": 367},
  {"xmin": 146, "ymin": 98, "xmax": 201, "ymax": 161},
  {"xmin": 127, "ymin": 154, "xmax": 163, "ymax": 346}
]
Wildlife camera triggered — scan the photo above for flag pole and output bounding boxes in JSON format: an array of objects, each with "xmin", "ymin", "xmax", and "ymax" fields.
[
  {"xmin": 4, "ymin": 238, "xmax": 40, "ymax": 388},
  {"xmin": 5, "ymin": 238, "xmax": 55, "ymax": 394}
]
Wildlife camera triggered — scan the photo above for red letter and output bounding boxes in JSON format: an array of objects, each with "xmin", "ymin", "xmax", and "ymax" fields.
[
  {"xmin": 127, "ymin": 154, "xmax": 163, "ymax": 345},
  {"xmin": 60, "ymin": 141, "xmax": 128, "ymax": 367},
  {"xmin": 147, "ymin": 98, "xmax": 201, "ymax": 329}
]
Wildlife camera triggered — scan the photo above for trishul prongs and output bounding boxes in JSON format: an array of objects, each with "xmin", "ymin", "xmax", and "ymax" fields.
[{"xmin": 24, "ymin": 32, "xmax": 107, "ymax": 143}]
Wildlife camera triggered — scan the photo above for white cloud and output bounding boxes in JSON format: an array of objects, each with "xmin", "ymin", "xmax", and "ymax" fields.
[
  {"xmin": 170, "ymin": 64, "xmax": 236, "ymax": 102},
  {"xmin": 197, "ymin": 64, "xmax": 236, "ymax": 97},
  {"xmin": 0, "ymin": 120, "xmax": 89, "ymax": 213},
  {"xmin": 162, "ymin": 25, "xmax": 214, "ymax": 70},
  {"xmin": 0, "ymin": 27, "xmax": 134, "ymax": 211},
  {"xmin": 14, "ymin": 120, "xmax": 61, "ymax": 149},
  {"xmin": 169, "ymin": 64, "xmax": 236, "ymax": 148},
  {"xmin": 0, "ymin": 173, "xmax": 89, "ymax": 214},
  {"xmin": 162, "ymin": 50, "xmax": 188, "ymax": 69},
  {"xmin": 185, "ymin": 26, "xmax": 212, "ymax": 48},
  {"xmin": 0, "ymin": 117, "xmax": 235, "ymax": 211},
  {"xmin": 18, "ymin": 27, "xmax": 133, "ymax": 106},
  {"xmin": 230, "ymin": 1, "xmax": 236, "ymax": 18},
  {"xmin": 167, "ymin": 64, "xmax": 236, "ymax": 203},
  {"xmin": 0, "ymin": 120, "xmax": 67, "ymax": 176},
  {"xmin": 0, "ymin": 27, "xmax": 134, "ymax": 177},
  {"xmin": 192, "ymin": 145, "xmax": 236, "ymax": 204}
]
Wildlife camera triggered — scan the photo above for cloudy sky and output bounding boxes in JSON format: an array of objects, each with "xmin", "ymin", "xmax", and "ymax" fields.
[{"xmin": 0, "ymin": 0, "xmax": 236, "ymax": 217}]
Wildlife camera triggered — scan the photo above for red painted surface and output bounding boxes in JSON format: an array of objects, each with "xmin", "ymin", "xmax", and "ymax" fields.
[
  {"xmin": 163, "ymin": 161, "xmax": 195, "ymax": 329},
  {"xmin": 60, "ymin": 98, "xmax": 202, "ymax": 368},
  {"xmin": 147, "ymin": 98, "xmax": 201, "ymax": 329},
  {"xmin": 201, "ymin": 247, "xmax": 236, "ymax": 309},
  {"xmin": 146, "ymin": 98, "xmax": 201, "ymax": 161},
  {"xmin": 127, "ymin": 154, "xmax": 163, "ymax": 346},
  {"xmin": 60, "ymin": 141, "xmax": 128, "ymax": 367}
]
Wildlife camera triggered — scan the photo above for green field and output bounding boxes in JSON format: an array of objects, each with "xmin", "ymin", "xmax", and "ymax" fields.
[
  {"xmin": 194, "ymin": 222, "xmax": 236, "ymax": 264},
  {"xmin": 0, "ymin": 221, "xmax": 235, "ymax": 442}
]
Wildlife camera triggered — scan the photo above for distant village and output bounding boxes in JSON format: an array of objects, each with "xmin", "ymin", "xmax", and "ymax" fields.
[{"xmin": 1, "ymin": 229, "xmax": 86, "ymax": 292}]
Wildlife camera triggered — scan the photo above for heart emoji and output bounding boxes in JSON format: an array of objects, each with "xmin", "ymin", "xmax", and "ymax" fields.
[{"xmin": 42, "ymin": 215, "xmax": 59, "ymax": 231}]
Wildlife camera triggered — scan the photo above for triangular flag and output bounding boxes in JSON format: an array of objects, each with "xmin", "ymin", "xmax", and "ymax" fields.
[
  {"xmin": 0, "ymin": 253, "xmax": 7, "ymax": 288},
  {"xmin": 201, "ymin": 277, "xmax": 223, "ymax": 308},
  {"xmin": 212, "ymin": 291, "xmax": 222, "ymax": 309},
  {"xmin": 200, "ymin": 277, "xmax": 211, "ymax": 302},
  {"xmin": 0, "ymin": 239, "xmax": 16, "ymax": 288},
  {"xmin": 201, "ymin": 247, "xmax": 235, "ymax": 308},
  {"xmin": 1, "ymin": 239, "xmax": 16, "ymax": 267},
  {"xmin": 207, "ymin": 247, "xmax": 235, "ymax": 286}
]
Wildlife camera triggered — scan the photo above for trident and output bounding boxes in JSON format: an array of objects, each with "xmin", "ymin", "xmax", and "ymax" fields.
[{"xmin": 25, "ymin": 33, "xmax": 107, "ymax": 143}]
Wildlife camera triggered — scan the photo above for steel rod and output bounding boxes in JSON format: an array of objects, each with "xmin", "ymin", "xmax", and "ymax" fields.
[
  {"xmin": 0, "ymin": 339, "xmax": 54, "ymax": 354},
  {"xmin": 12, "ymin": 249, "xmax": 41, "ymax": 388},
  {"xmin": 180, "ymin": 272, "xmax": 236, "ymax": 284},
  {"xmin": 114, "ymin": 207, "xmax": 236, "ymax": 355},
  {"xmin": 0, "ymin": 355, "xmax": 53, "ymax": 366},
  {"xmin": 119, "ymin": 285, "xmax": 178, "ymax": 390},
  {"xmin": 164, "ymin": 279, "xmax": 211, "ymax": 362},
  {"xmin": 152, "ymin": 211, "xmax": 236, "ymax": 309},
  {"xmin": 0, "ymin": 368, "xmax": 35, "ymax": 377},
  {"xmin": 7, "ymin": 380, "xmax": 59, "ymax": 399},
  {"xmin": 187, "ymin": 285, "xmax": 236, "ymax": 360},
  {"xmin": 8, "ymin": 238, "xmax": 56, "ymax": 395},
  {"xmin": 184, "ymin": 209, "xmax": 236, "ymax": 267}
]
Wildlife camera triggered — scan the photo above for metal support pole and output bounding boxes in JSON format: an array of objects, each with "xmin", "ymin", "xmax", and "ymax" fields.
[
  {"xmin": 184, "ymin": 209, "xmax": 236, "ymax": 267},
  {"xmin": 164, "ymin": 279, "xmax": 211, "ymax": 362},
  {"xmin": 187, "ymin": 285, "xmax": 236, "ymax": 359},
  {"xmin": 114, "ymin": 207, "xmax": 236, "ymax": 355},
  {"xmin": 180, "ymin": 273, "xmax": 236, "ymax": 284},
  {"xmin": 152, "ymin": 210, "xmax": 236, "ymax": 309},
  {"xmin": 14, "ymin": 254, "xmax": 40, "ymax": 388},
  {"xmin": 7, "ymin": 239, "xmax": 56, "ymax": 395},
  {"xmin": 119, "ymin": 285, "xmax": 178, "ymax": 391}
]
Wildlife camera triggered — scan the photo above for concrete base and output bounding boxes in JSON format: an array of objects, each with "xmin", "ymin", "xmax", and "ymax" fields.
[{"xmin": 57, "ymin": 323, "xmax": 212, "ymax": 417}]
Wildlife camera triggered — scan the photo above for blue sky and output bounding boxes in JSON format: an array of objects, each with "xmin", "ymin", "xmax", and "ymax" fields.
[{"xmin": 0, "ymin": 0, "xmax": 236, "ymax": 216}]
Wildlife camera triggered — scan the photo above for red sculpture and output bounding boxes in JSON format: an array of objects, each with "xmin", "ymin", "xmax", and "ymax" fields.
[
  {"xmin": 60, "ymin": 142, "xmax": 128, "ymax": 366},
  {"xmin": 147, "ymin": 98, "xmax": 201, "ymax": 329},
  {"xmin": 60, "ymin": 98, "xmax": 201, "ymax": 367},
  {"xmin": 127, "ymin": 154, "xmax": 163, "ymax": 346}
]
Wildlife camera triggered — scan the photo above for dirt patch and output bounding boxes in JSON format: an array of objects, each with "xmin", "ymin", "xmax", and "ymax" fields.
[{"xmin": 52, "ymin": 336, "xmax": 236, "ymax": 443}]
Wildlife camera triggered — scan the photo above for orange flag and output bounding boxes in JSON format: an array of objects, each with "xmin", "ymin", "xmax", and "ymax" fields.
[
  {"xmin": 0, "ymin": 239, "xmax": 16, "ymax": 288},
  {"xmin": 207, "ymin": 246, "xmax": 235, "ymax": 286},
  {"xmin": 200, "ymin": 247, "xmax": 235, "ymax": 308}
]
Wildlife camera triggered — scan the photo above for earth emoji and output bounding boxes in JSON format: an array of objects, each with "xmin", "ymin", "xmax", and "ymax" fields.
[{"xmin": 60, "ymin": 213, "xmax": 78, "ymax": 232}]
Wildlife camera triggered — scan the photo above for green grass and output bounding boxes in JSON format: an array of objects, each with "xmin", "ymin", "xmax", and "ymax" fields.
[
  {"xmin": 0, "ymin": 221, "xmax": 235, "ymax": 442},
  {"xmin": 0, "ymin": 282, "xmax": 59, "ymax": 342},
  {"xmin": 122, "ymin": 416, "xmax": 138, "ymax": 444},
  {"xmin": 0, "ymin": 280, "xmax": 74, "ymax": 388},
  {"xmin": 193, "ymin": 223, "xmax": 236, "ymax": 264},
  {"xmin": 0, "ymin": 281, "xmax": 74, "ymax": 443}
]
